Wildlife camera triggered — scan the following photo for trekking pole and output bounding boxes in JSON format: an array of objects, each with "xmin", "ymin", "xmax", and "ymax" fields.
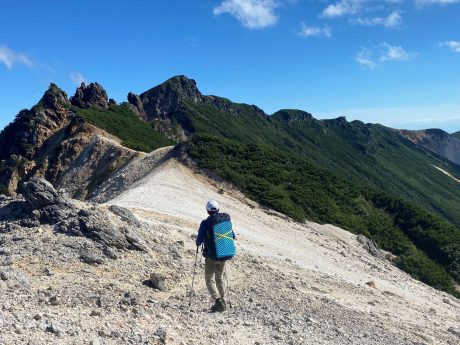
[
  {"xmin": 224, "ymin": 264, "xmax": 232, "ymax": 308},
  {"xmin": 188, "ymin": 246, "xmax": 199, "ymax": 308}
]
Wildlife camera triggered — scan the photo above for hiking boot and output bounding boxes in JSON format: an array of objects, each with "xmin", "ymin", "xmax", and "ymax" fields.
[{"xmin": 211, "ymin": 298, "xmax": 226, "ymax": 312}]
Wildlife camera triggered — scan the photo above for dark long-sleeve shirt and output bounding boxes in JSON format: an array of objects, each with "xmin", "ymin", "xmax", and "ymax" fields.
[{"xmin": 196, "ymin": 214, "xmax": 236, "ymax": 247}]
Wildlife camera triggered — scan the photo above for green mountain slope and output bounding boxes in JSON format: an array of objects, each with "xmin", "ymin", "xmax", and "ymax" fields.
[
  {"xmin": 73, "ymin": 104, "xmax": 173, "ymax": 152},
  {"xmin": 166, "ymin": 97, "xmax": 460, "ymax": 228},
  {"xmin": 453, "ymin": 131, "xmax": 460, "ymax": 139},
  {"xmin": 186, "ymin": 134, "xmax": 460, "ymax": 295}
]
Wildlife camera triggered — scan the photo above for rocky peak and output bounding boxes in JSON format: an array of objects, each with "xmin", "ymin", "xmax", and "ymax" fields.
[
  {"xmin": 137, "ymin": 75, "xmax": 203, "ymax": 118},
  {"xmin": 37, "ymin": 84, "xmax": 69, "ymax": 111},
  {"xmin": 0, "ymin": 84, "xmax": 71, "ymax": 162},
  {"xmin": 162, "ymin": 75, "xmax": 202, "ymax": 101},
  {"xmin": 70, "ymin": 82, "xmax": 109, "ymax": 109},
  {"xmin": 272, "ymin": 109, "xmax": 313, "ymax": 124}
]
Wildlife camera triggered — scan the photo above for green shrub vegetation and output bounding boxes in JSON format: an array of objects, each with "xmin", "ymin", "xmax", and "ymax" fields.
[
  {"xmin": 177, "ymin": 104, "xmax": 460, "ymax": 228},
  {"xmin": 0, "ymin": 184, "xmax": 9, "ymax": 196},
  {"xmin": 73, "ymin": 104, "xmax": 173, "ymax": 152},
  {"xmin": 187, "ymin": 134, "xmax": 460, "ymax": 296}
]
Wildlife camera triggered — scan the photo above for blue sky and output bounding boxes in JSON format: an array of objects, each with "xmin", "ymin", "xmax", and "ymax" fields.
[{"xmin": 1, "ymin": 0, "xmax": 460, "ymax": 132}]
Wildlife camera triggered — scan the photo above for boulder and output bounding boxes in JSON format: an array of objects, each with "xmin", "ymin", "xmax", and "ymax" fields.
[
  {"xmin": 22, "ymin": 177, "xmax": 66, "ymax": 209},
  {"xmin": 448, "ymin": 326, "xmax": 460, "ymax": 337},
  {"xmin": 0, "ymin": 268, "xmax": 31, "ymax": 291},
  {"xmin": 78, "ymin": 209, "xmax": 130, "ymax": 249},
  {"xmin": 357, "ymin": 234, "xmax": 385, "ymax": 259},
  {"xmin": 109, "ymin": 205, "xmax": 141, "ymax": 227},
  {"xmin": 365, "ymin": 281, "xmax": 377, "ymax": 288},
  {"xmin": 150, "ymin": 273, "xmax": 167, "ymax": 292},
  {"xmin": 80, "ymin": 252, "xmax": 105, "ymax": 265}
]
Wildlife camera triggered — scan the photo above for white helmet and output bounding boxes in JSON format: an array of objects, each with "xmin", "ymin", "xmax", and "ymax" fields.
[{"xmin": 206, "ymin": 200, "xmax": 219, "ymax": 213}]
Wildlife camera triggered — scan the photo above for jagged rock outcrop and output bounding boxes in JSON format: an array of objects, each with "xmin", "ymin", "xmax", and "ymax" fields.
[
  {"xmin": 1, "ymin": 177, "xmax": 147, "ymax": 253},
  {"xmin": 70, "ymin": 82, "xmax": 109, "ymax": 109},
  {"xmin": 0, "ymin": 83, "xmax": 140, "ymax": 198},
  {"xmin": 0, "ymin": 84, "xmax": 72, "ymax": 194},
  {"xmin": 400, "ymin": 129, "xmax": 460, "ymax": 166},
  {"xmin": 127, "ymin": 92, "xmax": 147, "ymax": 119}
]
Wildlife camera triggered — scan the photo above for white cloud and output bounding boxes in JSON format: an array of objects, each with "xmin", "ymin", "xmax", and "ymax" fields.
[
  {"xmin": 70, "ymin": 72, "xmax": 87, "ymax": 86},
  {"xmin": 379, "ymin": 42, "xmax": 415, "ymax": 61},
  {"xmin": 298, "ymin": 24, "xmax": 332, "ymax": 38},
  {"xmin": 416, "ymin": 0, "xmax": 460, "ymax": 5},
  {"xmin": 321, "ymin": 0, "xmax": 363, "ymax": 18},
  {"xmin": 355, "ymin": 42, "xmax": 416, "ymax": 69},
  {"xmin": 0, "ymin": 45, "xmax": 33, "ymax": 70},
  {"xmin": 213, "ymin": 0, "xmax": 279, "ymax": 29},
  {"xmin": 354, "ymin": 11, "xmax": 402, "ymax": 28},
  {"xmin": 355, "ymin": 47, "xmax": 377, "ymax": 69},
  {"xmin": 440, "ymin": 40, "xmax": 460, "ymax": 53}
]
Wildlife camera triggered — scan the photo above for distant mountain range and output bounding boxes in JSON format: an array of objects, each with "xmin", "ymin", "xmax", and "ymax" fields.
[{"xmin": 0, "ymin": 75, "xmax": 459, "ymax": 296}]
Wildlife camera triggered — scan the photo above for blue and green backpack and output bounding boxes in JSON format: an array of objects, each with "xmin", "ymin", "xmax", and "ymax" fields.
[{"xmin": 205, "ymin": 213, "xmax": 236, "ymax": 261}]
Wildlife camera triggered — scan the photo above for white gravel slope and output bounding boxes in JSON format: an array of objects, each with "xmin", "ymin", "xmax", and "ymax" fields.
[{"xmin": 107, "ymin": 157, "xmax": 460, "ymax": 344}]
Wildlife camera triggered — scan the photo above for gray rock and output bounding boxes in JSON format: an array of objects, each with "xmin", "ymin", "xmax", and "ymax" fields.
[
  {"xmin": 78, "ymin": 209, "xmax": 130, "ymax": 249},
  {"xmin": 443, "ymin": 298, "xmax": 452, "ymax": 305},
  {"xmin": 20, "ymin": 217, "xmax": 40, "ymax": 228},
  {"xmin": 448, "ymin": 326, "xmax": 460, "ymax": 337},
  {"xmin": 122, "ymin": 291, "xmax": 140, "ymax": 306},
  {"xmin": 0, "ymin": 256, "xmax": 15, "ymax": 266},
  {"xmin": 110, "ymin": 330, "xmax": 121, "ymax": 338},
  {"xmin": 356, "ymin": 234, "xmax": 384, "ymax": 259},
  {"xmin": 13, "ymin": 323, "xmax": 23, "ymax": 334},
  {"xmin": 109, "ymin": 205, "xmax": 141, "ymax": 227},
  {"xmin": 90, "ymin": 310, "xmax": 102, "ymax": 317},
  {"xmin": 0, "ymin": 270, "xmax": 8, "ymax": 281},
  {"xmin": 80, "ymin": 252, "xmax": 105, "ymax": 265},
  {"xmin": 154, "ymin": 327, "xmax": 167, "ymax": 341},
  {"xmin": 0, "ymin": 268, "xmax": 30, "ymax": 290},
  {"xmin": 103, "ymin": 246, "xmax": 118, "ymax": 259},
  {"xmin": 150, "ymin": 273, "xmax": 167, "ymax": 292},
  {"xmin": 39, "ymin": 204, "xmax": 77, "ymax": 224},
  {"xmin": 123, "ymin": 228, "xmax": 148, "ymax": 251},
  {"xmin": 46, "ymin": 321, "xmax": 66, "ymax": 336},
  {"xmin": 43, "ymin": 267, "xmax": 54, "ymax": 276},
  {"xmin": 49, "ymin": 296, "xmax": 61, "ymax": 306},
  {"xmin": 96, "ymin": 296, "xmax": 109, "ymax": 308},
  {"xmin": 22, "ymin": 177, "xmax": 67, "ymax": 209}
]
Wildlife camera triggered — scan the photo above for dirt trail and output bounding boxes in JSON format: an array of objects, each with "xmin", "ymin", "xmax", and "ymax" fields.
[{"xmin": 107, "ymin": 156, "xmax": 460, "ymax": 344}]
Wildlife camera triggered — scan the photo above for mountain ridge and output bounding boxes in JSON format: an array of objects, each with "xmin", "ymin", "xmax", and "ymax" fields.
[{"xmin": 1, "ymin": 75, "xmax": 459, "ymax": 296}]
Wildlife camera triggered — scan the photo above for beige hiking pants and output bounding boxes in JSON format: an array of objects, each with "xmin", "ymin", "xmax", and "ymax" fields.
[{"xmin": 205, "ymin": 258, "xmax": 226, "ymax": 301}]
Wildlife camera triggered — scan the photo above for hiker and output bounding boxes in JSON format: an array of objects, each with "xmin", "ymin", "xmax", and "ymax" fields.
[{"xmin": 196, "ymin": 200, "xmax": 236, "ymax": 312}]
